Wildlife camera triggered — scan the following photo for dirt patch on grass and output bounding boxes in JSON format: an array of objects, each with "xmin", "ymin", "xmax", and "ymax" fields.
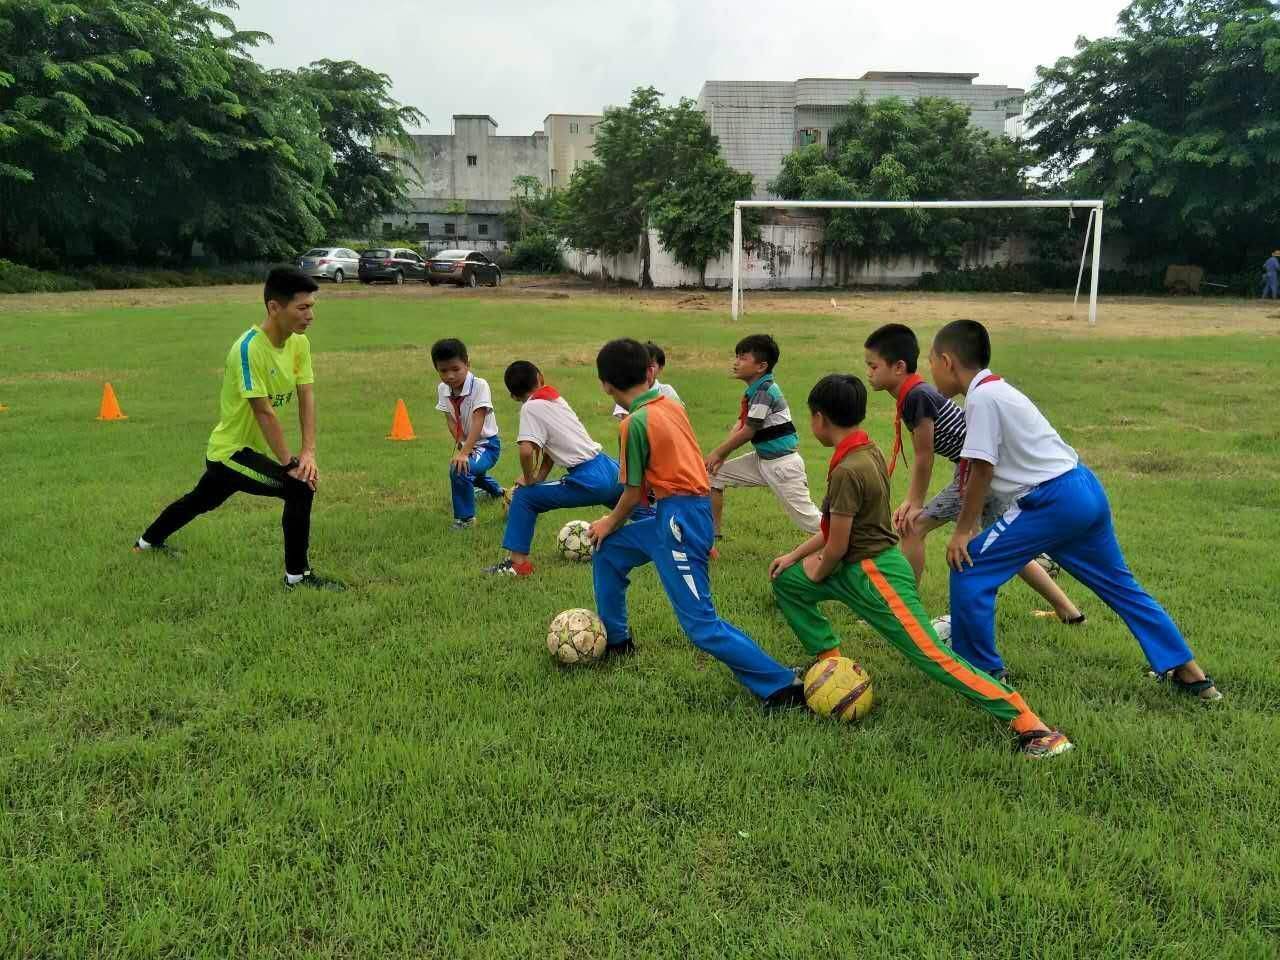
[{"xmin": 3, "ymin": 276, "xmax": 1277, "ymax": 338}]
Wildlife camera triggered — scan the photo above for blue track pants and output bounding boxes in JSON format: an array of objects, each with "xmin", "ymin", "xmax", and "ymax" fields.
[
  {"xmin": 450, "ymin": 437, "xmax": 503, "ymax": 520},
  {"xmin": 592, "ymin": 494, "xmax": 796, "ymax": 699},
  {"xmin": 949, "ymin": 464, "xmax": 1195, "ymax": 676},
  {"xmin": 502, "ymin": 452, "xmax": 623, "ymax": 554}
]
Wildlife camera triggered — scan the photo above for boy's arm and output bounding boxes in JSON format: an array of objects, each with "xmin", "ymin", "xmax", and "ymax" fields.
[
  {"xmin": 806, "ymin": 514, "xmax": 852, "ymax": 582},
  {"xmin": 768, "ymin": 530, "xmax": 825, "ymax": 579},
  {"xmin": 588, "ymin": 485, "xmax": 644, "ymax": 544},
  {"xmin": 249, "ymin": 398, "xmax": 293, "ymax": 465},
  {"xmin": 894, "ymin": 420, "xmax": 935, "ymax": 532},
  {"xmin": 295, "ymin": 383, "xmax": 317, "ymax": 486},
  {"xmin": 450, "ymin": 407, "xmax": 488, "ymax": 474},
  {"xmin": 515, "ymin": 440, "xmax": 552, "ymax": 486},
  {"xmin": 706, "ymin": 422, "xmax": 755, "ymax": 474},
  {"xmin": 946, "ymin": 460, "xmax": 994, "ymax": 571}
]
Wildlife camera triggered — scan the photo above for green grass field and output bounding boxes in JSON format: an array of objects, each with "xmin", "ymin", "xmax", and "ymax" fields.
[{"xmin": 1, "ymin": 288, "xmax": 1278, "ymax": 958}]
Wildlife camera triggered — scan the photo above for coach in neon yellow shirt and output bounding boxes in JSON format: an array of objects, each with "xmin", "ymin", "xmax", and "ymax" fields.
[{"xmin": 134, "ymin": 267, "xmax": 343, "ymax": 590}]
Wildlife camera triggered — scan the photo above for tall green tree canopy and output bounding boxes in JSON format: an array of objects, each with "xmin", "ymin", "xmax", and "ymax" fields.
[
  {"xmin": 768, "ymin": 96, "xmax": 1030, "ymax": 266},
  {"xmin": 0, "ymin": 0, "xmax": 422, "ymax": 264},
  {"xmin": 294, "ymin": 58, "xmax": 425, "ymax": 237},
  {"xmin": 1027, "ymin": 0, "xmax": 1280, "ymax": 270},
  {"xmin": 559, "ymin": 87, "xmax": 754, "ymax": 286}
]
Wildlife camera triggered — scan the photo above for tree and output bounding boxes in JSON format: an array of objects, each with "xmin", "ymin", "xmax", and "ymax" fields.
[
  {"xmin": 768, "ymin": 96, "xmax": 1030, "ymax": 271},
  {"xmin": 504, "ymin": 175, "xmax": 560, "ymax": 241},
  {"xmin": 0, "ymin": 0, "xmax": 421, "ymax": 264},
  {"xmin": 559, "ymin": 86, "xmax": 664, "ymax": 285},
  {"xmin": 559, "ymin": 88, "xmax": 755, "ymax": 287},
  {"xmin": 294, "ymin": 59, "xmax": 425, "ymax": 237},
  {"xmin": 1027, "ymin": 0, "xmax": 1280, "ymax": 271}
]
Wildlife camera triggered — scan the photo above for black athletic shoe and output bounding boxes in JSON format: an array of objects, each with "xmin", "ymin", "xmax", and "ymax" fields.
[
  {"xmin": 602, "ymin": 639, "xmax": 635, "ymax": 660},
  {"xmin": 284, "ymin": 572, "xmax": 347, "ymax": 592},
  {"xmin": 763, "ymin": 680, "xmax": 808, "ymax": 711},
  {"xmin": 131, "ymin": 540, "xmax": 181, "ymax": 558}
]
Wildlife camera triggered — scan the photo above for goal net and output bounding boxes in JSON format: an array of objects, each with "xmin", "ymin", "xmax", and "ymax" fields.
[{"xmin": 730, "ymin": 199, "xmax": 1105, "ymax": 326}]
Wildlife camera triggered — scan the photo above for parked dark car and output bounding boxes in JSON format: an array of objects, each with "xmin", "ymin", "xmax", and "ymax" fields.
[
  {"xmin": 358, "ymin": 248, "xmax": 427, "ymax": 284},
  {"xmin": 426, "ymin": 249, "xmax": 502, "ymax": 288}
]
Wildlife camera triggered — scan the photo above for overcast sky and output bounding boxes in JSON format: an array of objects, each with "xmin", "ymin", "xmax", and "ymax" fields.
[{"xmin": 235, "ymin": 0, "xmax": 1128, "ymax": 136}]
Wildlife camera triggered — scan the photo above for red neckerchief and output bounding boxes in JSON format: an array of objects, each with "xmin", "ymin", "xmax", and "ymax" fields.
[
  {"xmin": 528, "ymin": 385, "xmax": 560, "ymax": 402},
  {"xmin": 956, "ymin": 374, "xmax": 1003, "ymax": 493},
  {"xmin": 819, "ymin": 430, "xmax": 872, "ymax": 542},
  {"xmin": 449, "ymin": 394, "xmax": 464, "ymax": 442},
  {"xmin": 737, "ymin": 394, "xmax": 748, "ymax": 428},
  {"xmin": 887, "ymin": 373, "xmax": 925, "ymax": 477}
]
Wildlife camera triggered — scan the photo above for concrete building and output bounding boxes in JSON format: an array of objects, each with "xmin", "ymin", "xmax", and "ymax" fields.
[
  {"xmin": 543, "ymin": 114, "xmax": 602, "ymax": 190},
  {"xmin": 381, "ymin": 115, "xmax": 548, "ymax": 244},
  {"xmin": 698, "ymin": 73, "xmax": 1025, "ymax": 198}
]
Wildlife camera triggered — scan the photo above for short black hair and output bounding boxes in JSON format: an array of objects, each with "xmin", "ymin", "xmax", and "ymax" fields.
[
  {"xmin": 807, "ymin": 374, "xmax": 868, "ymax": 428},
  {"xmin": 264, "ymin": 266, "xmax": 318, "ymax": 306},
  {"xmin": 596, "ymin": 338, "xmax": 650, "ymax": 391},
  {"xmin": 932, "ymin": 319, "xmax": 991, "ymax": 370},
  {"xmin": 504, "ymin": 360, "xmax": 540, "ymax": 397},
  {"xmin": 644, "ymin": 341, "xmax": 666, "ymax": 369},
  {"xmin": 734, "ymin": 333, "xmax": 780, "ymax": 372},
  {"xmin": 431, "ymin": 338, "xmax": 469, "ymax": 366},
  {"xmin": 864, "ymin": 323, "xmax": 919, "ymax": 373}
]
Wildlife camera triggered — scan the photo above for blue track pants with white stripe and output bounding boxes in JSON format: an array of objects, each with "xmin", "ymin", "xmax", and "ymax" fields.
[
  {"xmin": 949, "ymin": 464, "xmax": 1195, "ymax": 676},
  {"xmin": 450, "ymin": 437, "xmax": 503, "ymax": 520},
  {"xmin": 591, "ymin": 494, "xmax": 795, "ymax": 699},
  {"xmin": 502, "ymin": 452, "xmax": 622, "ymax": 554}
]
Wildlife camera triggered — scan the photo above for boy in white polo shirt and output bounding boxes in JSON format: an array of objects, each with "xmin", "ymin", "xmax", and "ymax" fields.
[
  {"xmin": 612, "ymin": 341, "xmax": 681, "ymax": 420},
  {"xmin": 432, "ymin": 338, "xmax": 503, "ymax": 530},
  {"xmin": 930, "ymin": 319, "xmax": 1221, "ymax": 701},
  {"xmin": 485, "ymin": 360, "xmax": 633, "ymax": 577}
]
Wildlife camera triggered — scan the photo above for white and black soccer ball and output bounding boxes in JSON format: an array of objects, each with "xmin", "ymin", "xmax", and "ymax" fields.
[
  {"xmin": 546, "ymin": 608, "xmax": 607, "ymax": 664},
  {"xmin": 557, "ymin": 520, "xmax": 593, "ymax": 562},
  {"xmin": 1034, "ymin": 554, "xmax": 1062, "ymax": 579},
  {"xmin": 931, "ymin": 614, "xmax": 952, "ymax": 642}
]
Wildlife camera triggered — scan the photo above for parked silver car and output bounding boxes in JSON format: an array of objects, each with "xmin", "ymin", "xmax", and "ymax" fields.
[{"xmin": 296, "ymin": 247, "xmax": 360, "ymax": 283}]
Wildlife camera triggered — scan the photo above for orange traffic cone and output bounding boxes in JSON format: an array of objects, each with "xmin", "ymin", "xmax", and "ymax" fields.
[
  {"xmin": 96, "ymin": 382, "xmax": 127, "ymax": 421},
  {"xmin": 386, "ymin": 399, "xmax": 416, "ymax": 441}
]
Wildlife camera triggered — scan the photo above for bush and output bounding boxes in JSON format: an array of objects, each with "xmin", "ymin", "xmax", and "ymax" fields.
[
  {"xmin": 510, "ymin": 235, "xmax": 564, "ymax": 274},
  {"xmin": 0, "ymin": 259, "xmax": 90, "ymax": 294},
  {"xmin": 916, "ymin": 261, "xmax": 1173, "ymax": 296},
  {"xmin": 0, "ymin": 261, "xmax": 272, "ymax": 295}
]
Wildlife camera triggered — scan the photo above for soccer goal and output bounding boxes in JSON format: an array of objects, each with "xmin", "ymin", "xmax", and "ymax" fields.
[{"xmin": 730, "ymin": 199, "xmax": 1105, "ymax": 326}]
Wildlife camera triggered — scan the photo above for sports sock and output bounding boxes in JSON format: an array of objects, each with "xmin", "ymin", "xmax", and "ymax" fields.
[
  {"xmin": 285, "ymin": 571, "xmax": 308, "ymax": 585},
  {"xmin": 135, "ymin": 537, "xmax": 151, "ymax": 549},
  {"xmin": 817, "ymin": 647, "xmax": 843, "ymax": 660}
]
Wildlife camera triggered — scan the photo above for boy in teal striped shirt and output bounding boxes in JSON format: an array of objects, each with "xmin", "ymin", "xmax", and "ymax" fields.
[{"xmin": 706, "ymin": 334, "xmax": 822, "ymax": 541}]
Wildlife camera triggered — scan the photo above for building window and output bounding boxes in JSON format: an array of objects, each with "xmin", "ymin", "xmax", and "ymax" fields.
[
  {"xmin": 466, "ymin": 154, "xmax": 477, "ymax": 166},
  {"xmin": 445, "ymin": 223, "xmax": 455, "ymax": 236},
  {"xmin": 415, "ymin": 221, "xmax": 429, "ymax": 236},
  {"xmin": 569, "ymin": 122, "xmax": 579, "ymax": 134},
  {"xmin": 797, "ymin": 128, "xmax": 822, "ymax": 147},
  {"xmin": 478, "ymin": 224, "xmax": 489, "ymax": 236},
  {"xmin": 382, "ymin": 222, "xmax": 394, "ymax": 237}
]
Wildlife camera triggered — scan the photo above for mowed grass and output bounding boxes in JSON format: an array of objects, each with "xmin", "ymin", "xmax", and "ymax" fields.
[{"xmin": 1, "ymin": 288, "xmax": 1278, "ymax": 959}]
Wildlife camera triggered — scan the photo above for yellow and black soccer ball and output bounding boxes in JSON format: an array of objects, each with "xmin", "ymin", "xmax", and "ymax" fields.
[{"xmin": 803, "ymin": 657, "xmax": 874, "ymax": 723}]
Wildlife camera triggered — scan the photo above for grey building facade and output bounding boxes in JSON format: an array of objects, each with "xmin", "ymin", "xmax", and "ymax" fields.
[
  {"xmin": 698, "ymin": 73, "xmax": 1025, "ymax": 198},
  {"xmin": 382, "ymin": 115, "xmax": 549, "ymax": 244}
]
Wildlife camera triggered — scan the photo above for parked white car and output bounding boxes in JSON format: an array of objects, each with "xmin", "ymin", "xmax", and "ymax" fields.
[{"xmin": 296, "ymin": 247, "xmax": 360, "ymax": 283}]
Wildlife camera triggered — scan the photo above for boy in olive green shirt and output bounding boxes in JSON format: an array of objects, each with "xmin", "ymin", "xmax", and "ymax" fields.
[
  {"xmin": 134, "ymin": 267, "xmax": 343, "ymax": 590},
  {"xmin": 768, "ymin": 374, "xmax": 1071, "ymax": 758}
]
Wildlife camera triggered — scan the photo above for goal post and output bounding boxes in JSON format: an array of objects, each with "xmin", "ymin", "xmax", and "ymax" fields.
[{"xmin": 730, "ymin": 199, "xmax": 1105, "ymax": 326}]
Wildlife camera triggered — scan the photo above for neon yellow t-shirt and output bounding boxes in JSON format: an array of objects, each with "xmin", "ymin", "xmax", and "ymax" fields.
[{"xmin": 206, "ymin": 326, "xmax": 314, "ymax": 480}]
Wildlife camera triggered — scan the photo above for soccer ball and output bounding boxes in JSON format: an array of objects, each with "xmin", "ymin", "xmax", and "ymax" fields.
[
  {"xmin": 557, "ymin": 520, "xmax": 594, "ymax": 562},
  {"xmin": 803, "ymin": 657, "xmax": 874, "ymax": 723},
  {"xmin": 1034, "ymin": 553, "xmax": 1061, "ymax": 579},
  {"xmin": 546, "ymin": 608, "xmax": 607, "ymax": 664},
  {"xmin": 931, "ymin": 614, "xmax": 952, "ymax": 642}
]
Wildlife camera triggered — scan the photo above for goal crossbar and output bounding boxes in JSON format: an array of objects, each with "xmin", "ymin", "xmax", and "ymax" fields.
[{"xmin": 730, "ymin": 199, "xmax": 1105, "ymax": 325}]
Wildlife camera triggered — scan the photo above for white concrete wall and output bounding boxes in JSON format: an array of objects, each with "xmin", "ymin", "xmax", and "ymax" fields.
[{"xmin": 565, "ymin": 221, "xmax": 1015, "ymax": 289}]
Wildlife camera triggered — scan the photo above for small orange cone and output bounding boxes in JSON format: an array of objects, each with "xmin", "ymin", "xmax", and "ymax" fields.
[
  {"xmin": 96, "ymin": 382, "xmax": 127, "ymax": 421},
  {"xmin": 386, "ymin": 399, "xmax": 416, "ymax": 441}
]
